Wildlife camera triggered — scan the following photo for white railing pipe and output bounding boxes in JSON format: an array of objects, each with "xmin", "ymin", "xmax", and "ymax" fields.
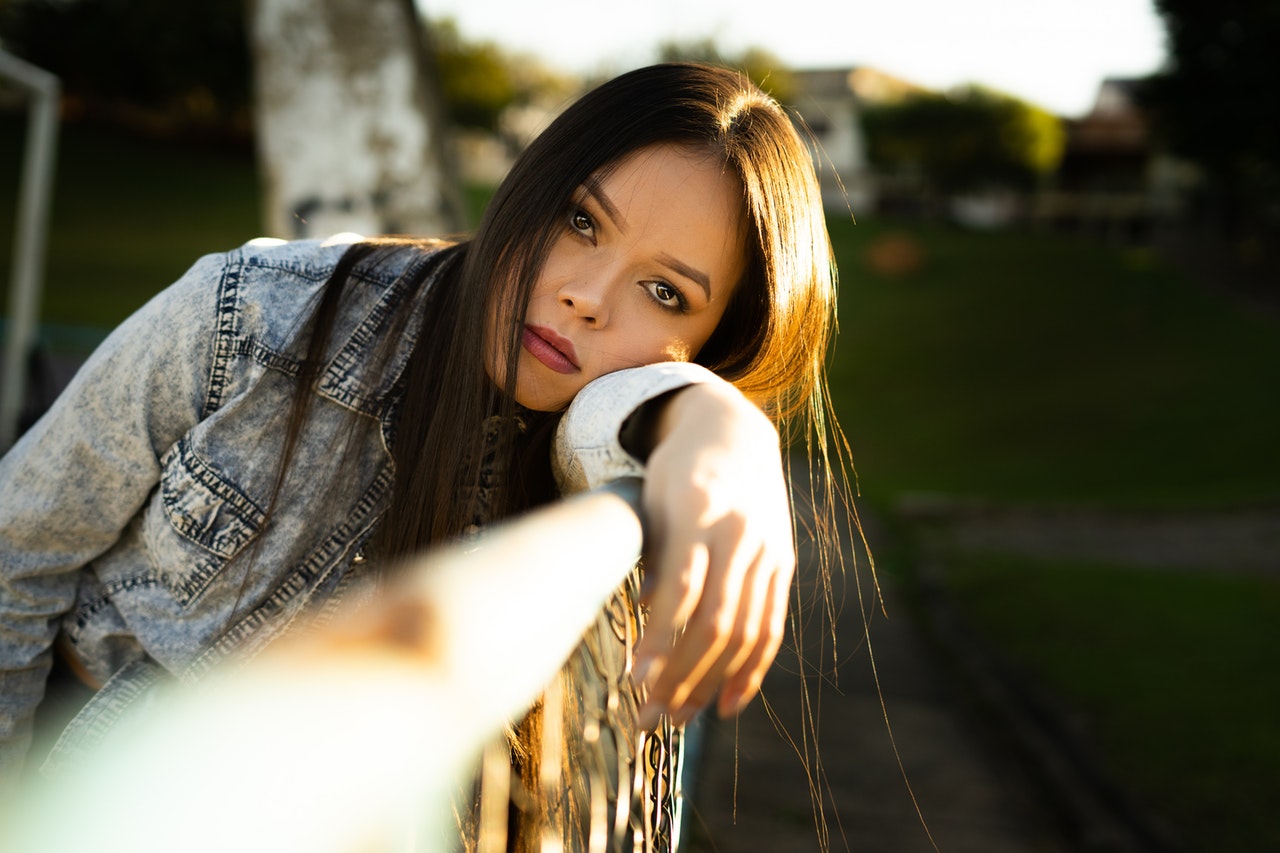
[{"xmin": 1, "ymin": 478, "xmax": 645, "ymax": 853}]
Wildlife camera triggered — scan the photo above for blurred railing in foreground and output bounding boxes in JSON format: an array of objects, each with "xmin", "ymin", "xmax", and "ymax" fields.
[{"xmin": 1, "ymin": 479, "xmax": 645, "ymax": 853}]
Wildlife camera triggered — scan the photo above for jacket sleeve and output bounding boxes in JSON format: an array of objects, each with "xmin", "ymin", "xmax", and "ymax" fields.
[
  {"xmin": 552, "ymin": 362, "xmax": 727, "ymax": 494},
  {"xmin": 0, "ymin": 250, "xmax": 227, "ymax": 786}
]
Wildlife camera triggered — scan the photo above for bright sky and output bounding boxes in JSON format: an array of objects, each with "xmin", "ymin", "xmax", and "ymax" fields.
[{"xmin": 415, "ymin": 0, "xmax": 1168, "ymax": 117}]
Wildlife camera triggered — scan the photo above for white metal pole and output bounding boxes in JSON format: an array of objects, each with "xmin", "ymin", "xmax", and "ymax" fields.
[
  {"xmin": 2, "ymin": 478, "xmax": 646, "ymax": 853},
  {"xmin": 0, "ymin": 50, "xmax": 59, "ymax": 451}
]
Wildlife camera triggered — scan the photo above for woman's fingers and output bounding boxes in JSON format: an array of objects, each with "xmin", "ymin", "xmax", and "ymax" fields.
[
  {"xmin": 660, "ymin": 543, "xmax": 770, "ymax": 726},
  {"xmin": 636, "ymin": 521, "xmax": 793, "ymax": 728},
  {"xmin": 629, "ymin": 381, "xmax": 795, "ymax": 729},
  {"xmin": 633, "ymin": 532, "xmax": 709, "ymax": 688},
  {"xmin": 639, "ymin": 520, "xmax": 757, "ymax": 723},
  {"xmin": 715, "ymin": 554, "xmax": 792, "ymax": 718}
]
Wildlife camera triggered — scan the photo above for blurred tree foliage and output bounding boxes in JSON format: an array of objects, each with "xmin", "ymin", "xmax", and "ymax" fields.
[
  {"xmin": 429, "ymin": 17, "xmax": 575, "ymax": 134},
  {"xmin": 0, "ymin": 1, "xmax": 574, "ymax": 145},
  {"xmin": 0, "ymin": 0, "xmax": 252, "ymax": 141},
  {"xmin": 861, "ymin": 87, "xmax": 1064, "ymax": 195},
  {"xmin": 1145, "ymin": 0, "xmax": 1280, "ymax": 229},
  {"xmin": 656, "ymin": 39, "xmax": 796, "ymax": 106}
]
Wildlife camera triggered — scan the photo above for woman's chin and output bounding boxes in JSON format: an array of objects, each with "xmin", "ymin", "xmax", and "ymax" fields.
[{"xmin": 516, "ymin": 374, "xmax": 580, "ymax": 411}]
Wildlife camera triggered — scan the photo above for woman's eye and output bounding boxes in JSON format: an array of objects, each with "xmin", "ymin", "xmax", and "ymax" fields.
[
  {"xmin": 570, "ymin": 209, "xmax": 593, "ymax": 235},
  {"xmin": 647, "ymin": 281, "xmax": 685, "ymax": 310}
]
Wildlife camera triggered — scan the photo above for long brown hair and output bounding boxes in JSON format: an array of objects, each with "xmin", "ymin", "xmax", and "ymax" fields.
[{"xmin": 350, "ymin": 63, "xmax": 841, "ymax": 558}]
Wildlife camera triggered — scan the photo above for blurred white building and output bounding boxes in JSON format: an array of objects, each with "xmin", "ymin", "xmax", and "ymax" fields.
[{"xmin": 789, "ymin": 66, "xmax": 928, "ymax": 216}]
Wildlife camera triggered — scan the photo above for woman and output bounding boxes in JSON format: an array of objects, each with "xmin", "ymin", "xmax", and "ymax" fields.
[{"xmin": 0, "ymin": 63, "xmax": 843, "ymax": 850}]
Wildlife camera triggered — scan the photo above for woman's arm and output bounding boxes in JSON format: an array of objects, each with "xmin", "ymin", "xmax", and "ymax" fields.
[
  {"xmin": 628, "ymin": 382, "xmax": 794, "ymax": 727},
  {"xmin": 554, "ymin": 366, "xmax": 795, "ymax": 727},
  {"xmin": 0, "ymin": 251, "xmax": 225, "ymax": 787}
]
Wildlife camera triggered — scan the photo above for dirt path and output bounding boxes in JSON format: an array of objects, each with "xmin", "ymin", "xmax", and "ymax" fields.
[{"xmin": 896, "ymin": 496, "xmax": 1280, "ymax": 575}]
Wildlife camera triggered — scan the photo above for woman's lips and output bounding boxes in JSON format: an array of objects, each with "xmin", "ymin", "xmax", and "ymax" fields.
[{"xmin": 523, "ymin": 325, "xmax": 580, "ymax": 374}]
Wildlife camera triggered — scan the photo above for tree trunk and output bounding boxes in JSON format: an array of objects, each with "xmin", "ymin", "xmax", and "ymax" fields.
[{"xmin": 247, "ymin": 0, "xmax": 465, "ymax": 239}]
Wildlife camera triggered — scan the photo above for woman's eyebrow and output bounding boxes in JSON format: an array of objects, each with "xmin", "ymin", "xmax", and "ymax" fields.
[
  {"xmin": 658, "ymin": 253, "xmax": 711, "ymax": 298},
  {"xmin": 584, "ymin": 178, "xmax": 625, "ymax": 231}
]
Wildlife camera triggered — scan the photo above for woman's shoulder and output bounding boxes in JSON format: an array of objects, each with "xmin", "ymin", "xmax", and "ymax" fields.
[
  {"xmin": 229, "ymin": 234, "xmax": 452, "ymax": 287},
  {"xmin": 210, "ymin": 234, "xmax": 456, "ymax": 341}
]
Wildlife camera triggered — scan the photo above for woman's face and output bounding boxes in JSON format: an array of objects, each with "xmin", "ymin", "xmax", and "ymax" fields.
[{"xmin": 490, "ymin": 143, "xmax": 749, "ymax": 411}]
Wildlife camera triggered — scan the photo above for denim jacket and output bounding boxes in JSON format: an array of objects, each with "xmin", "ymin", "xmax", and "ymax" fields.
[{"xmin": 0, "ymin": 234, "xmax": 720, "ymax": 785}]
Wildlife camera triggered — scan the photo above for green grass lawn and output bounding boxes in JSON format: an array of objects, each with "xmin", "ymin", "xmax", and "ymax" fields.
[
  {"xmin": 824, "ymin": 215, "xmax": 1280, "ymax": 508},
  {"xmin": 944, "ymin": 553, "xmax": 1280, "ymax": 852},
  {"xmin": 814, "ymin": 212, "xmax": 1280, "ymax": 849},
  {"xmin": 0, "ymin": 114, "xmax": 264, "ymax": 338}
]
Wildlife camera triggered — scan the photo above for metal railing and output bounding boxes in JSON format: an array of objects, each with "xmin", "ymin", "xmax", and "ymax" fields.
[
  {"xmin": 2, "ymin": 478, "xmax": 646, "ymax": 852},
  {"xmin": 0, "ymin": 51, "xmax": 59, "ymax": 452}
]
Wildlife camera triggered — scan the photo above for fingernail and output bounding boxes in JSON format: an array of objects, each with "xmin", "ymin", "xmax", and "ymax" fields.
[
  {"xmin": 672, "ymin": 702, "xmax": 707, "ymax": 727},
  {"xmin": 718, "ymin": 691, "xmax": 750, "ymax": 719},
  {"xmin": 638, "ymin": 702, "xmax": 664, "ymax": 731}
]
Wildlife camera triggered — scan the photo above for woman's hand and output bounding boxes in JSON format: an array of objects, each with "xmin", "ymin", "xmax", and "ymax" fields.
[{"xmin": 632, "ymin": 382, "xmax": 795, "ymax": 728}]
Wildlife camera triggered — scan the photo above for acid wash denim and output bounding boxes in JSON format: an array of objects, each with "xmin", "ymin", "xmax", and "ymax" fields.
[{"xmin": 0, "ymin": 234, "xmax": 721, "ymax": 788}]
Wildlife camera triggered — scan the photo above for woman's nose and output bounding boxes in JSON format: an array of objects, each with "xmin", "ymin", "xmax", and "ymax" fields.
[{"xmin": 558, "ymin": 276, "xmax": 610, "ymax": 326}]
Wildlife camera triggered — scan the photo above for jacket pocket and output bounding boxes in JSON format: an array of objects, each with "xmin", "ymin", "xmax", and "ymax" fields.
[{"xmin": 143, "ymin": 437, "xmax": 266, "ymax": 607}]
